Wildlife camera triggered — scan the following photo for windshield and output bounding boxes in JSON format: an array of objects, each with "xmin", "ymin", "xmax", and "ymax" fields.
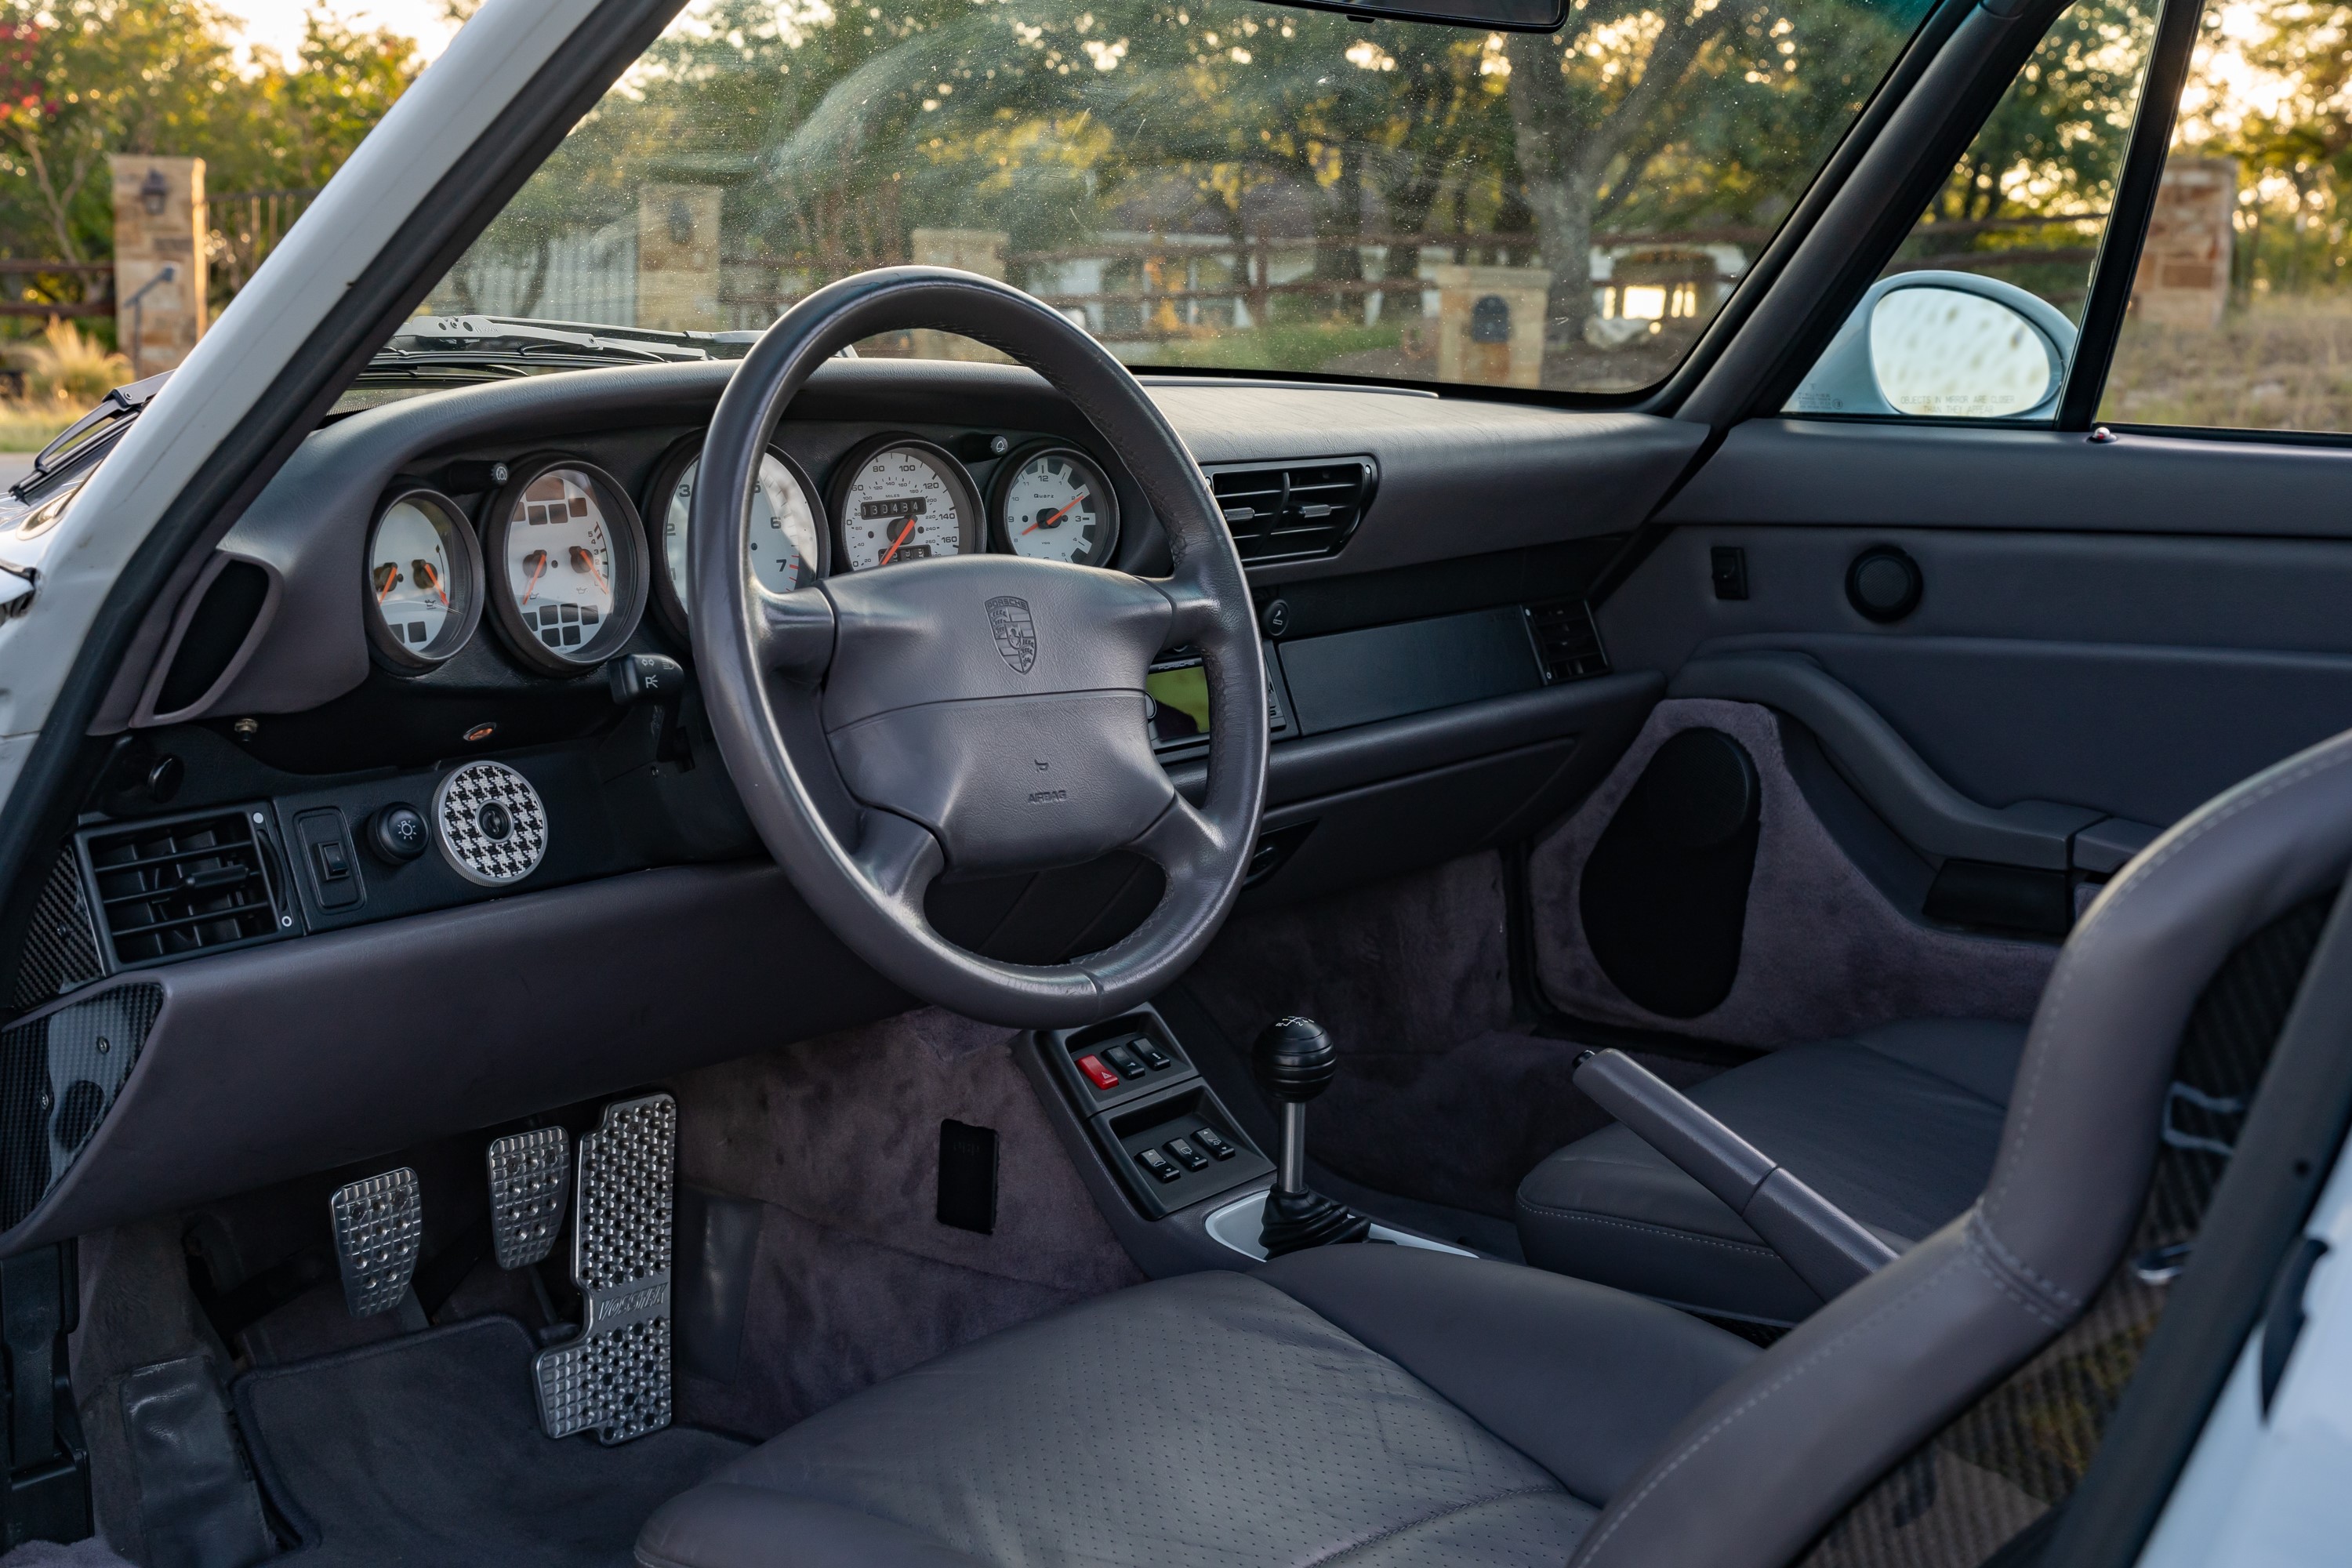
[{"xmin": 421, "ymin": 0, "xmax": 1936, "ymax": 396}]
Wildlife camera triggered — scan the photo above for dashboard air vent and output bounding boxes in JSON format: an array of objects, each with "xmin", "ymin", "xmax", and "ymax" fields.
[
  {"xmin": 1207, "ymin": 458, "xmax": 1376, "ymax": 564},
  {"xmin": 78, "ymin": 806, "xmax": 288, "ymax": 970},
  {"xmin": 1525, "ymin": 599, "xmax": 1610, "ymax": 683}
]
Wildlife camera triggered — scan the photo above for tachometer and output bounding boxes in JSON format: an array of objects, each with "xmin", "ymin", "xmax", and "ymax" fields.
[
  {"xmin": 482, "ymin": 458, "xmax": 648, "ymax": 674},
  {"xmin": 645, "ymin": 441, "xmax": 827, "ymax": 638},
  {"xmin": 365, "ymin": 488, "xmax": 483, "ymax": 672},
  {"xmin": 829, "ymin": 435, "xmax": 981, "ymax": 572},
  {"xmin": 992, "ymin": 443, "xmax": 1120, "ymax": 567}
]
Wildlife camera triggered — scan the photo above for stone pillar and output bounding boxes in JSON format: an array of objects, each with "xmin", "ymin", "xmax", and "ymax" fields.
[
  {"xmin": 909, "ymin": 228, "xmax": 1013, "ymax": 362},
  {"xmin": 636, "ymin": 185, "xmax": 723, "ymax": 331},
  {"xmin": 111, "ymin": 155, "xmax": 207, "ymax": 378},
  {"xmin": 2130, "ymin": 158, "xmax": 2238, "ymax": 330},
  {"xmin": 1428, "ymin": 264, "xmax": 1551, "ymax": 388}
]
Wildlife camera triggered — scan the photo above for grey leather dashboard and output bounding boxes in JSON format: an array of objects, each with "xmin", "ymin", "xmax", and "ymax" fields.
[{"xmin": 147, "ymin": 360, "xmax": 1702, "ymax": 724}]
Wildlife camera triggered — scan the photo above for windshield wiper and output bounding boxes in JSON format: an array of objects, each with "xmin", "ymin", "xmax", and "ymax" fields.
[
  {"xmin": 365, "ymin": 314, "xmax": 764, "ymax": 376},
  {"xmin": 13, "ymin": 371, "xmax": 171, "ymax": 502}
]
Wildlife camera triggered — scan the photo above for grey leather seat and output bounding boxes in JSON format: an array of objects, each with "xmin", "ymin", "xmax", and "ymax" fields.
[
  {"xmin": 1517, "ymin": 1017, "xmax": 2027, "ymax": 1323},
  {"xmin": 641, "ymin": 729, "xmax": 2352, "ymax": 1568}
]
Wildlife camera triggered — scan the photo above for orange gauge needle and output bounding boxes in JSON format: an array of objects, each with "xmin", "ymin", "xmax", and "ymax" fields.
[
  {"xmin": 1022, "ymin": 492, "xmax": 1087, "ymax": 535},
  {"xmin": 521, "ymin": 550, "xmax": 549, "ymax": 604},
  {"xmin": 877, "ymin": 514, "xmax": 920, "ymax": 566},
  {"xmin": 412, "ymin": 559, "xmax": 448, "ymax": 606},
  {"xmin": 568, "ymin": 544, "xmax": 608, "ymax": 593},
  {"xmin": 373, "ymin": 562, "xmax": 401, "ymax": 601}
]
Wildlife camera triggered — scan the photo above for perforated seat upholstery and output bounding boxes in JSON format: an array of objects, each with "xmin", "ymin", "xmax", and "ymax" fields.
[
  {"xmin": 1516, "ymin": 1017, "xmax": 2027, "ymax": 1323},
  {"xmin": 635, "ymin": 1247, "xmax": 1758, "ymax": 1568}
]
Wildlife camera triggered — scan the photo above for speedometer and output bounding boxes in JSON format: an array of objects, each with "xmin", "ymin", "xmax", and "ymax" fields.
[
  {"xmin": 482, "ymin": 458, "xmax": 649, "ymax": 674},
  {"xmin": 829, "ymin": 435, "xmax": 982, "ymax": 572},
  {"xmin": 645, "ymin": 441, "xmax": 827, "ymax": 638},
  {"xmin": 365, "ymin": 488, "xmax": 483, "ymax": 672},
  {"xmin": 992, "ymin": 443, "xmax": 1120, "ymax": 567}
]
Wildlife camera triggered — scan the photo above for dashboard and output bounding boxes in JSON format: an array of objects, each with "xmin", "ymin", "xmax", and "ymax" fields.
[{"xmin": 0, "ymin": 354, "xmax": 1706, "ymax": 1250}]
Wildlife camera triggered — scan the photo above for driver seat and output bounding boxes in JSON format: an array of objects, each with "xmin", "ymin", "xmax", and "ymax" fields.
[{"xmin": 638, "ymin": 730, "xmax": 2352, "ymax": 1568}]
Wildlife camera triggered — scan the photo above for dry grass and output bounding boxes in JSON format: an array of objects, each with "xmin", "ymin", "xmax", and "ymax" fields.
[
  {"xmin": 0, "ymin": 402, "xmax": 85, "ymax": 452},
  {"xmin": 2103, "ymin": 295, "xmax": 2352, "ymax": 434},
  {"xmin": 0, "ymin": 320, "xmax": 130, "ymax": 451}
]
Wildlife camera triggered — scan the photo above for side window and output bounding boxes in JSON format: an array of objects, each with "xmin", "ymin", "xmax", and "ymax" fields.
[
  {"xmin": 1787, "ymin": 0, "xmax": 2160, "ymax": 419},
  {"xmin": 2099, "ymin": 5, "xmax": 2350, "ymax": 432}
]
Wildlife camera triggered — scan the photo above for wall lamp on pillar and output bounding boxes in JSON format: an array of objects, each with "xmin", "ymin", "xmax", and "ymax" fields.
[{"xmin": 139, "ymin": 167, "xmax": 169, "ymax": 217}]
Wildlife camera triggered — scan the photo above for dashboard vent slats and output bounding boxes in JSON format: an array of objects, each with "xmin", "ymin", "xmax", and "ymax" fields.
[
  {"xmin": 1206, "ymin": 458, "xmax": 1376, "ymax": 564},
  {"xmin": 77, "ymin": 807, "xmax": 289, "ymax": 970},
  {"xmin": 1525, "ymin": 599, "xmax": 1610, "ymax": 684}
]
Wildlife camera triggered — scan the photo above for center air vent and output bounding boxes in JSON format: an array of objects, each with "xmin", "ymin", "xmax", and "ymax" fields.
[
  {"xmin": 1206, "ymin": 458, "xmax": 1376, "ymax": 564},
  {"xmin": 77, "ymin": 806, "xmax": 290, "ymax": 971}
]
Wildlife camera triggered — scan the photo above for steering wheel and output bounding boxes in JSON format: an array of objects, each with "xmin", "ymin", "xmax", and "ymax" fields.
[{"xmin": 690, "ymin": 267, "xmax": 1268, "ymax": 1028}]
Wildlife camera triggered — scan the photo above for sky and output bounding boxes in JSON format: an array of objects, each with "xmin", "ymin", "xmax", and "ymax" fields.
[{"xmin": 221, "ymin": 0, "xmax": 466, "ymax": 65}]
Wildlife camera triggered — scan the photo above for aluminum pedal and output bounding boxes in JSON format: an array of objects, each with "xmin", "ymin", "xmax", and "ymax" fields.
[
  {"xmin": 330, "ymin": 1168, "xmax": 422, "ymax": 1317},
  {"xmin": 532, "ymin": 1094, "xmax": 675, "ymax": 1444},
  {"xmin": 488, "ymin": 1127, "xmax": 570, "ymax": 1269}
]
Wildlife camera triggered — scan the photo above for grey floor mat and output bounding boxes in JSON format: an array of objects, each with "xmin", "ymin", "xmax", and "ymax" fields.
[{"xmin": 234, "ymin": 1315, "xmax": 745, "ymax": 1568}]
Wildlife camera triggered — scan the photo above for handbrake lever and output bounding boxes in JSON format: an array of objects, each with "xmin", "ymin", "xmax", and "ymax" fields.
[{"xmin": 1573, "ymin": 1048, "xmax": 1898, "ymax": 1305}]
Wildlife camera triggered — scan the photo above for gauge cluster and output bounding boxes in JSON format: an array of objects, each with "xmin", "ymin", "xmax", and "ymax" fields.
[{"xmin": 364, "ymin": 424, "xmax": 1131, "ymax": 682}]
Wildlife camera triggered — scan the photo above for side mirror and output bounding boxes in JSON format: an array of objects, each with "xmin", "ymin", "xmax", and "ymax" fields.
[
  {"xmin": 1788, "ymin": 270, "xmax": 2078, "ymax": 421},
  {"xmin": 1254, "ymin": 0, "xmax": 1566, "ymax": 33}
]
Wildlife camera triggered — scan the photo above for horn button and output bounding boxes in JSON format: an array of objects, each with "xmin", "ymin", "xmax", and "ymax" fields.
[{"xmin": 820, "ymin": 557, "xmax": 1177, "ymax": 875}]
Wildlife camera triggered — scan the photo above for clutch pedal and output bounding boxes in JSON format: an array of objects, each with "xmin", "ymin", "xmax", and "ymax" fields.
[
  {"xmin": 330, "ymin": 1168, "xmax": 422, "ymax": 1317},
  {"xmin": 488, "ymin": 1127, "xmax": 571, "ymax": 1269},
  {"xmin": 532, "ymin": 1093, "xmax": 675, "ymax": 1444}
]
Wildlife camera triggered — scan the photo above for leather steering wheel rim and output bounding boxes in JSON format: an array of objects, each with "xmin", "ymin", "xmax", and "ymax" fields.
[{"xmin": 690, "ymin": 266, "xmax": 1268, "ymax": 1028}]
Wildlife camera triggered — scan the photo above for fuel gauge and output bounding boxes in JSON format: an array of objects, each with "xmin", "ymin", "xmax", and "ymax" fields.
[{"xmin": 365, "ymin": 488, "xmax": 483, "ymax": 672}]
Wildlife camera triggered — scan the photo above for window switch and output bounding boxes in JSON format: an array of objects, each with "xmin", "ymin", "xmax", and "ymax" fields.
[
  {"xmin": 1102, "ymin": 1044, "xmax": 1146, "ymax": 1077},
  {"xmin": 314, "ymin": 840, "xmax": 350, "ymax": 881},
  {"xmin": 1192, "ymin": 1127, "xmax": 1236, "ymax": 1160},
  {"xmin": 1134, "ymin": 1039, "xmax": 1173, "ymax": 1071},
  {"xmin": 1165, "ymin": 1138, "xmax": 1209, "ymax": 1172},
  {"xmin": 1135, "ymin": 1148, "xmax": 1181, "ymax": 1183},
  {"xmin": 1076, "ymin": 1054, "xmax": 1120, "ymax": 1091}
]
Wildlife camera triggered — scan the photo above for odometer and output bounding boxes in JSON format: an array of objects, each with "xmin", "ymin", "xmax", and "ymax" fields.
[{"xmin": 829, "ymin": 435, "xmax": 982, "ymax": 572}]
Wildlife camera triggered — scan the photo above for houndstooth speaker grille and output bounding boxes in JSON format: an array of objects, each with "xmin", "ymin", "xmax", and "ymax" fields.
[{"xmin": 433, "ymin": 761, "xmax": 548, "ymax": 887}]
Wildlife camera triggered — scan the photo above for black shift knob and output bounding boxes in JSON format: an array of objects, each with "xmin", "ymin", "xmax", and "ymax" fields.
[{"xmin": 1253, "ymin": 1016, "xmax": 1337, "ymax": 1103}]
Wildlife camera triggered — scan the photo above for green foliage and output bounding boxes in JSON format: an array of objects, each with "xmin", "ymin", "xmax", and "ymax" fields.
[{"xmin": 0, "ymin": 1, "xmax": 418, "ymax": 309}]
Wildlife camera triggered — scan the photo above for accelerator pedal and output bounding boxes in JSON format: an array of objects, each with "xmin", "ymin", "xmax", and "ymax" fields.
[
  {"xmin": 532, "ymin": 1093, "xmax": 675, "ymax": 1444},
  {"xmin": 330, "ymin": 1168, "xmax": 423, "ymax": 1317},
  {"xmin": 488, "ymin": 1127, "xmax": 571, "ymax": 1269}
]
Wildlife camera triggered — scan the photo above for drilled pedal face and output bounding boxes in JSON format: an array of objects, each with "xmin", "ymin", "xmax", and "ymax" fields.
[
  {"xmin": 488, "ymin": 1127, "xmax": 571, "ymax": 1269},
  {"xmin": 532, "ymin": 1094, "xmax": 674, "ymax": 1443},
  {"xmin": 331, "ymin": 1168, "xmax": 421, "ymax": 1317}
]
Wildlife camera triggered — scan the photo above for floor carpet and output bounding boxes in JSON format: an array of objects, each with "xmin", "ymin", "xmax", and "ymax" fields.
[{"xmin": 234, "ymin": 1315, "xmax": 745, "ymax": 1567}]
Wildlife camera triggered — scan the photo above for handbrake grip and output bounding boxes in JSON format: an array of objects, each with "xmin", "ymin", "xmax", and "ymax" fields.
[{"xmin": 1573, "ymin": 1048, "xmax": 1899, "ymax": 1305}]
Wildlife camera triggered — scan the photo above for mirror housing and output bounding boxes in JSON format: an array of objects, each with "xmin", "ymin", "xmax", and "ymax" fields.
[
  {"xmin": 1788, "ymin": 270, "xmax": 2078, "ymax": 422},
  {"xmin": 1250, "ymin": 0, "xmax": 1566, "ymax": 33}
]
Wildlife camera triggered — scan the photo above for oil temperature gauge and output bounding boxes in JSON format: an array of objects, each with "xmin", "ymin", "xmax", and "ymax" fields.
[{"xmin": 992, "ymin": 443, "xmax": 1120, "ymax": 567}]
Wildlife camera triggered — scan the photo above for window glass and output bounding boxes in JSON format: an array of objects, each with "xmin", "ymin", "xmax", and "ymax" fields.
[
  {"xmin": 2099, "ymin": 2, "xmax": 2352, "ymax": 432},
  {"xmin": 1786, "ymin": 0, "xmax": 2158, "ymax": 419},
  {"xmin": 414, "ymin": 0, "xmax": 1936, "ymax": 397}
]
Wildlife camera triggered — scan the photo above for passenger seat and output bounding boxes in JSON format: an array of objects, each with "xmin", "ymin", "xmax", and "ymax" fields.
[{"xmin": 1515, "ymin": 1018, "xmax": 2025, "ymax": 1323}]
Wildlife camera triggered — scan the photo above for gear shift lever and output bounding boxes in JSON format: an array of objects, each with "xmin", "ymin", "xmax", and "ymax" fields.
[{"xmin": 1253, "ymin": 1017, "xmax": 1372, "ymax": 1257}]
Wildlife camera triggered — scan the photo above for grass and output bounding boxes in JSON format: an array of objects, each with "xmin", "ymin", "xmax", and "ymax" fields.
[
  {"xmin": 2102, "ymin": 294, "xmax": 2352, "ymax": 433},
  {"xmin": 0, "ymin": 401, "xmax": 86, "ymax": 452},
  {"xmin": 0, "ymin": 320, "xmax": 129, "ymax": 450}
]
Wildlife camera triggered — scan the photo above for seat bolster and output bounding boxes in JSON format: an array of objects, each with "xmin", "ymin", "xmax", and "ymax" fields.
[
  {"xmin": 637, "ymin": 1485, "xmax": 987, "ymax": 1568},
  {"xmin": 1256, "ymin": 1246, "xmax": 1758, "ymax": 1504}
]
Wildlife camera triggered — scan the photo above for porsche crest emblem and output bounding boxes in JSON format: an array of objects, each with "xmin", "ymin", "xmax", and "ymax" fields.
[{"xmin": 986, "ymin": 596, "xmax": 1037, "ymax": 675}]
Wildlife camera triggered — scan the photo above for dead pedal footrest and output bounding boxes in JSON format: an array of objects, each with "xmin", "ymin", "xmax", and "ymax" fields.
[{"xmin": 532, "ymin": 1093, "xmax": 675, "ymax": 1444}]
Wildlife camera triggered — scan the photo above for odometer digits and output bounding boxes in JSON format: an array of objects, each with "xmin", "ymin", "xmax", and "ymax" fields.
[{"xmin": 830, "ymin": 437, "xmax": 981, "ymax": 572}]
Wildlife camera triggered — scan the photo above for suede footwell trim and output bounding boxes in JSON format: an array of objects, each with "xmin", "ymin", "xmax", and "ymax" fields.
[{"xmin": 1528, "ymin": 699, "xmax": 2056, "ymax": 1048}]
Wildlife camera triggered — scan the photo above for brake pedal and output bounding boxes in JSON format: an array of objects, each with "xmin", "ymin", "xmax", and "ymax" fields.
[
  {"xmin": 532, "ymin": 1093, "xmax": 675, "ymax": 1444},
  {"xmin": 330, "ymin": 1168, "xmax": 422, "ymax": 1317},
  {"xmin": 488, "ymin": 1127, "xmax": 571, "ymax": 1269}
]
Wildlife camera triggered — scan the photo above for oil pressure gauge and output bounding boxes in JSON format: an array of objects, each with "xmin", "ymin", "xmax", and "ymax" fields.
[
  {"xmin": 365, "ymin": 488, "xmax": 484, "ymax": 672},
  {"xmin": 993, "ymin": 443, "xmax": 1120, "ymax": 567}
]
